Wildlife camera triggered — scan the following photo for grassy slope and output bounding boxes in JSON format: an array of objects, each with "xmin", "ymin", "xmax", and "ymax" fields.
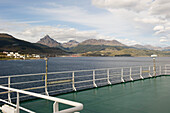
[
  {"xmin": 69, "ymin": 45, "xmax": 131, "ymax": 53},
  {"xmin": 81, "ymin": 47, "xmax": 170, "ymax": 57},
  {"xmin": 0, "ymin": 37, "xmax": 67, "ymax": 55}
]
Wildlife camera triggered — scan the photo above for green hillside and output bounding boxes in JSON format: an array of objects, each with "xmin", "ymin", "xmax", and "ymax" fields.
[
  {"xmin": 81, "ymin": 48, "xmax": 170, "ymax": 57},
  {"xmin": 0, "ymin": 34, "xmax": 67, "ymax": 56},
  {"xmin": 69, "ymin": 45, "xmax": 131, "ymax": 53}
]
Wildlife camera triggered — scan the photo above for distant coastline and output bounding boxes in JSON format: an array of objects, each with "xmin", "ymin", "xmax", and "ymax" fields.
[
  {"xmin": 1, "ymin": 33, "xmax": 170, "ymax": 58},
  {"xmin": 0, "ymin": 57, "xmax": 42, "ymax": 61}
]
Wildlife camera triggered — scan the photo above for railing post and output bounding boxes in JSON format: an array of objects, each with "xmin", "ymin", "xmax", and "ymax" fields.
[
  {"xmin": 159, "ymin": 66, "xmax": 161, "ymax": 75},
  {"xmin": 153, "ymin": 65, "xmax": 156, "ymax": 77},
  {"xmin": 129, "ymin": 67, "xmax": 133, "ymax": 81},
  {"xmin": 165, "ymin": 65, "xmax": 167, "ymax": 75},
  {"xmin": 16, "ymin": 92, "xmax": 20, "ymax": 113},
  {"xmin": 45, "ymin": 58, "xmax": 49, "ymax": 96},
  {"xmin": 121, "ymin": 68, "xmax": 125, "ymax": 82},
  {"xmin": 93, "ymin": 70, "xmax": 97, "ymax": 87},
  {"xmin": 72, "ymin": 72, "xmax": 76, "ymax": 91},
  {"xmin": 153, "ymin": 58, "xmax": 156, "ymax": 77},
  {"xmin": 107, "ymin": 69, "xmax": 111, "ymax": 85},
  {"xmin": 53, "ymin": 102, "xmax": 59, "ymax": 113},
  {"xmin": 148, "ymin": 66, "xmax": 152, "ymax": 77},
  {"xmin": 45, "ymin": 73, "xmax": 49, "ymax": 96},
  {"xmin": 8, "ymin": 76, "xmax": 11, "ymax": 103},
  {"xmin": 140, "ymin": 66, "xmax": 144, "ymax": 79}
]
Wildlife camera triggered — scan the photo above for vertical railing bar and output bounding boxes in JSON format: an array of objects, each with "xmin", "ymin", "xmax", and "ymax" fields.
[
  {"xmin": 107, "ymin": 69, "xmax": 111, "ymax": 85},
  {"xmin": 45, "ymin": 73, "xmax": 49, "ymax": 96},
  {"xmin": 8, "ymin": 76, "xmax": 11, "ymax": 103},
  {"xmin": 16, "ymin": 92, "xmax": 20, "ymax": 113},
  {"xmin": 121, "ymin": 68, "xmax": 125, "ymax": 82},
  {"xmin": 153, "ymin": 65, "xmax": 156, "ymax": 77},
  {"xmin": 45, "ymin": 58, "xmax": 49, "ymax": 96},
  {"xmin": 159, "ymin": 66, "xmax": 161, "ymax": 75},
  {"xmin": 53, "ymin": 101, "xmax": 59, "ymax": 113},
  {"xmin": 152, "ymin": 58, "xmax": 156, "ymax": 77},
  {"xmin": 148, "ymin": 66, "xmax": 152, "ymax": 77},
  {"xmin": 165, "ymin": 65, "xmax": 167, "ymax": 75},
  {"xmin": 72, "ymin": 72, "xmax": 76, "ymax": 91},
  {"xmin": 93, "ymin": 70, "xmax": 97, "ymax": 87},
  {"xmin": 140, "ymin": 66, "xmax": 144, "ymax": 79},
  {"xmin": 129, "ymin": 67, "xmax": 133, "ymax": 81}
]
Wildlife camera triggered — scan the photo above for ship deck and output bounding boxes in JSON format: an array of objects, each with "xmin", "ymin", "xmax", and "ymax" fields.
[{"xmin": 21, "ymin": 76, "xmax": 170, "ymax": 113}]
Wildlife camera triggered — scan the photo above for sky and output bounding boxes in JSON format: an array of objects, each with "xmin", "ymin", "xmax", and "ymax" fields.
[{"xmin": 0, "ymin": 0, "xmax": 170, "ymax": 47}]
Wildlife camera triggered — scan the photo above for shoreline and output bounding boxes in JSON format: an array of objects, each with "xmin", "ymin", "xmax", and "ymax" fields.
[
  {"xmin": 0, "ymin": 58, "xmax": 42, "ymax": 61},
  {"xmin": 1, "ymin": 56, "xmax": 170, "ymax": 61}
]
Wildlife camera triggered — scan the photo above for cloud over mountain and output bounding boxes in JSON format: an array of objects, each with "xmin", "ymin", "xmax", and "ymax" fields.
[
  {"xmin": 1, "ymin": 0, "xmax": 170, "ymax": 47},
  {"xmin": 92, "ymin": 0, "xmax": 170, "ymax": 46}
]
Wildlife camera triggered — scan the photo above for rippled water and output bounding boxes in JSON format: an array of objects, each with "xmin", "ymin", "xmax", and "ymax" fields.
[
  {"xmin": 0, "ymin": 57, "xmax": 170, "ymax": 76},
  {"xmin": 0, "ymin": 57, "xmax": 170, "ymax": 102}
]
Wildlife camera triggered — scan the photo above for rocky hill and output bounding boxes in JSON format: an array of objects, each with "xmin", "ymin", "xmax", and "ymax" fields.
[
  {"xmin": 62, "ymin": 40, "xmax": 79, "ymax": 48},
  {"xmin": 131, "ymin": 44, "xmax": 147, "ymax": 49},
  {"xmin": 164, "ymin": 46, "xmax": 170, "ymax": 51},
  {"xmin": 80, "ymin": 39, "xmax": 125, "ymax": 46},
  {"xmin": 0, "ymin": 33, "xmax": 15, "ymax": 38},
  {"xmin": 2, "ymin": 33, "xmax": 169, "ymax": 57},
  {"xmin": 144, "ymin": 45, "xmax": 162, "ymax": 51},
  {"xmin": 0, "ymin": 33, "xmax": 67, "ymax": 56},
  {"xmin": 81, "ymin": 47, "xmax": 170, "ymax": 57},
  {"xmin": 131, "ymin": 44, "xmax": 163, "ymax": 51},
  {"xmin": 36, "ymin": 35, "xmax": 169, "ymax": 52},
  {"xmin": 37, "ymin": 35, "xmax": 61, "ymax": 47}
]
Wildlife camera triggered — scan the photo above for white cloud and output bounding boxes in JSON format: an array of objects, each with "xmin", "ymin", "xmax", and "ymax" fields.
[
  {"xmin": 0, "ymin": 19, "xmax": 140, "ymax": 45},
  {"xmin": 92, "ymin": 0, "xmax": 170, "ymax": 46},
  {"xmin": 150, "ymin": 0, "xmax": 170, "ymax": 18},
  {"xmin": 28, "ymin": 4, "xmax": 158, "ymax": 45},
  {"xmin": 147, "ymin": 0, "xmax": 170, "ymax": 41},
  {"xmin": 160, "ymin": 36, "xmax": 168, "ymax": 42},
  {"xmin": 153, "ymin": 25, "xmax": 164, "ymax": 31},
  {"xmin": 153, "ymin": 25, "xmax": 165, "ymax": 35},
  {"xmin": 16, "ymin": 25, "xmax": 139, "ymax": 45},
  {"xmin": 117, "ymin": 39, "xmax": 140, "ymax": 45},
  {"xmin": 1, "ymin": 0, "xmax": 170, "ymax": 46},
  {"xmin": 134, "ymin": 17, "xmax": 166, "ymax": 24},
  {"xmin": 16, "ymin": 26, "xmax": 99, "ymax": 43},
  {"xmin": 92, "ymin": 0, "xmax": 152, "ymax": 12}
]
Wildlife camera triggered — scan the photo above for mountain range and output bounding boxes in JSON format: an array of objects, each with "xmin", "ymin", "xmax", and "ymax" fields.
[
  {"xmin": 79, "ymin": 39, "xmax": 125, "ymax": 46},
  {"xmin": 37, "ymin": 35, "xmax": 61, "ymax": 47},
  {"xmin": 62, "ymin": 40, "xmax": 79, "ymax": 48},
  {"xmin": 37, "ymin": 35, "xmax": 126, "ymax": 48},
  {"xmin": 1, "ymin": 33, "xmax": 170, "ymax": 57},
  {"xmin": 131, "ymin": 44, "xmax": 163, "ymax": 51},
  {"xmin": 37, "ymin": 35, "xmax": 169, "ymax": 51},
  {"xmin": 0, "ymin": 33, "xmax": 67, "ymax": 56}
]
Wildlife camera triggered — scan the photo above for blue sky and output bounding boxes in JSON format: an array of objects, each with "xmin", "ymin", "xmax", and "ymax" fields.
[{"xmin": 0, "ymin": 0, "xmax": 170, "ymax": 47}]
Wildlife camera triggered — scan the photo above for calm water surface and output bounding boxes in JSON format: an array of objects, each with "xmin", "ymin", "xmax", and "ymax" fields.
[{"xmin": 0, "ymin": 57, "xmax": 170, "ymax": 76}]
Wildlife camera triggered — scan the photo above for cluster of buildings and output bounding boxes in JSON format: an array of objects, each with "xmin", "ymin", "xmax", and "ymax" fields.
[{"xmin": 2, "ymin": 51, "xmax": 40, "ymax": 59}]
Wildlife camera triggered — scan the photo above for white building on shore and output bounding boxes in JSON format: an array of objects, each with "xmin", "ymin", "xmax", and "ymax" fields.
[{"xmin": 3, "ymin": 51, "xmax": 40, "ymax": 59}]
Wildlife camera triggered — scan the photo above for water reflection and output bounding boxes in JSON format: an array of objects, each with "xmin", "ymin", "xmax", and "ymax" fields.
[
  {"xmin": 72, "ymin": 92, "xmax": 77, "ymax": 100},
  {"xmin": 107, "ymin": 85, "xmax": 112, "ymax": 93},
  {"xmin": 93, "ymin": 88, "xmax": 98, "ymax": 95}
]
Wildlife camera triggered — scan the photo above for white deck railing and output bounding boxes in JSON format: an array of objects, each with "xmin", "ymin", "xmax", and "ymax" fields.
[
  {"xmin": 0, "ymin": 65, "xmax": 167, "ymax": 97},
  {"xmin": 0, "ymin": 64, "xmax": 169, "ymax": 112},
  {"xmin": 0, "ymin": 85, "xmax": 83, "ymax": 113}
]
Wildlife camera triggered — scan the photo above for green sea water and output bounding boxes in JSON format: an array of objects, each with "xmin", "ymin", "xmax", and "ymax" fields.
[{"xmin": 21, "ymin": 76, "xmax": 170, "ymax": 113}]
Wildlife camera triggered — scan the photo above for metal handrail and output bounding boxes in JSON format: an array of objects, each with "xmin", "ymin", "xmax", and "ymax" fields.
[
  {"xmin": 0, "ymin": 64, "xmax": 168, "ymax": 113},
  {"xmin": 0, "ymin": 65, "xmax": 166, "ymax": 105},
  {"xmin": 0, "ymin": 65, "xmax": 160, "ymax": 79},
  {"xmin": 0, "ymin": 73, "xmax": 45, "ymax": 78},
  {"xmin": 0, "ymin": 85, "xmax": 83, "ymax": 113}
]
